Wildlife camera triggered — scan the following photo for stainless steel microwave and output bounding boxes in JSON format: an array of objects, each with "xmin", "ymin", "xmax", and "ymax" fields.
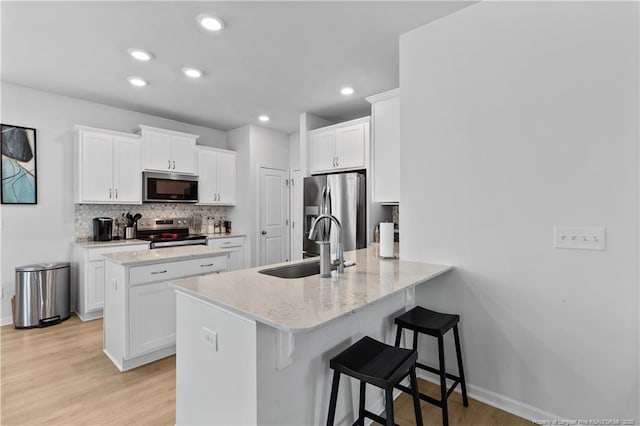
[{"xmin": 143, "ymin": 172, "xmax": 199, "ymax": 203}]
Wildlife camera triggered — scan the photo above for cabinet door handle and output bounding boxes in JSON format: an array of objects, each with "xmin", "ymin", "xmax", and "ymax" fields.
[
  {"xmin": 200, "ymin": 263, "xmax": 214, "ymax": 268},
  {"xmin": 115, "ymin": 188, "xmax": 118, "ymax": 199},
  {"xmin": 168, "ymin": 160, "xmax": 171, "ymax": 169},
  {"xmin": 109, "ymin": 188, "xmax": 112, "ymax": 199},
  {"xmin": 222, "ymin": 242, "xmax": 231, "ymax": 245},
  {"xmin": 217, "ymin": 192, "xmax": 220, "ymax": 201},
  {"xmin": 336, "ymin": 157, "xmax": 339, "ymax": 167},
  {"xmin": 173, "ymin": 160, "xmax": 176, "ymax": 170},
  {"xmin": 150, "ymin": 270, "xmax": 167, "ymax": 275}
]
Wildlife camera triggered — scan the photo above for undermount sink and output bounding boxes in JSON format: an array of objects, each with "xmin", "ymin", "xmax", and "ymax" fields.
[{"xmin": 258, "ymin": 260, "xmax": 354, "ymax": 279}]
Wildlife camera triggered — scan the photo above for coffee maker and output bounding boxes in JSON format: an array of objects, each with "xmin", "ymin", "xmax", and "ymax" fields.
[{"xmin": 93, "ymin": 217, "xmax": 113, "ymax": 241}]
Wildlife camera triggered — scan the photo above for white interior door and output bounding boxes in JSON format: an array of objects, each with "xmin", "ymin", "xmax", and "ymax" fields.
[
  {"xmin": 259, "ymin": 167, "xmax": 288, "ymax": 266},
  {"xmin": 290, "ymin": 170, "xmax": 303, "ymax": 261}
]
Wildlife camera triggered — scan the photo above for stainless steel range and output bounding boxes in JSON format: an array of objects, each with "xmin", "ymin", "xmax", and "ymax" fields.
[{"xmin": 136, "ymin": 217, "xmax": 207, "ymax": 249}]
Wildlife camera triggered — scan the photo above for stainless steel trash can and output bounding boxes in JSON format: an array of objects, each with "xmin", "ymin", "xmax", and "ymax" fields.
[{"xmin": 14, "ymin": 262, "xmax": 71, "ymax": 328}]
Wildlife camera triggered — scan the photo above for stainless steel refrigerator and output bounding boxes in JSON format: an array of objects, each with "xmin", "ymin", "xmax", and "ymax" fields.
[{"xmin": 303, "ymin": 172, "xmax": 366, "ymax": 258}]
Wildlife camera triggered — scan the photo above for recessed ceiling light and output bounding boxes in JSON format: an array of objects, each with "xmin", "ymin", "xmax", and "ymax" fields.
[
  {"xmin": 128, "ymin": 77, "xmax": 148, "ymax": 87},
  {"xmin": 341, "ymin": 87, "xmax": 354, "ymax": 96},
  {"xmin": 198, "ymin": 14, "xmax": 225, "ymax": 31},
  {"xmin": 128, "ymin": 48, "xmax": 153, "ymax": 62},
  {"xmin": 258, "ymin": 115, "xmax": 270, "ymax": 122},
  {"xmin": 183, "ymin": 67, "xmax": 203, "ymax": 78}
]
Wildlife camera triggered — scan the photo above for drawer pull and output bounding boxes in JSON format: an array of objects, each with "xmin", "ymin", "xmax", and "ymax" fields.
[
  {"xmin": 200, "ymin": 263, "xmax": 214, "ymax": 267},
  {"xmin": 150, "ymin": 270, "xmax": 168, "ymax": 275},
  {"xmin": 222, "ymin": 242, "xmax": 231, "ymax": 245}
]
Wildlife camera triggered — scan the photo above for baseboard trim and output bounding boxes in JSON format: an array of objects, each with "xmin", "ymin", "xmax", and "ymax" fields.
[
  {"xmin": 415, "ymin": 370, "xmax": 561, "ymax": 422},
  {"xmin": 1, "ymin": 315, "xmax": 13, "ymax": 326}
]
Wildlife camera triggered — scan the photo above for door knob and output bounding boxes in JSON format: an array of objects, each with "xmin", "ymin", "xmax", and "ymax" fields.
[{"xmin": 261, "ymin": 231, "xmax": 267, "ymax": 235}]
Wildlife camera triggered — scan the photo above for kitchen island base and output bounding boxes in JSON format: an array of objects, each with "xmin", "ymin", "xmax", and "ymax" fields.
[{"xmin": 175, "ymin": 290, "xmax": 409, "ymax": 426}]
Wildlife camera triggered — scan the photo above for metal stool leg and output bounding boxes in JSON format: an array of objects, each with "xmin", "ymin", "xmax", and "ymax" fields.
[
  {"xmin": 438, "ymin": 335, "xmax": 449, "ymax": 426},
  {"xmin": 409, "ymin": 366, "xmax": 424, "ymax": 426},
  {"xmin": 453, "ymin": 324, "xmax": 469, "ymax": 407},
  {"xmin": 358, "ymin": 381, "xmax": 366, "ymax": 425},
  {"xmin": 413, "ymin": 330, "xmax": 419, "ymax": 351},
  {"xmin": 384, "ymin": 388, "xmax": 395, "ymax": 426},
  {"xmin": 326, "ymin": 370, "xmax": 340, "ymax": 426}
]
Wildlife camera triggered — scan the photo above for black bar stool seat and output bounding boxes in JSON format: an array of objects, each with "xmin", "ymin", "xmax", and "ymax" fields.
[
  {"xmin": 394, "ymin": 306, "xmax": 469, "ymax": 426},
  {"xmin": 327, "ymin": 336, "xmax": 423, "ymax": 426}
]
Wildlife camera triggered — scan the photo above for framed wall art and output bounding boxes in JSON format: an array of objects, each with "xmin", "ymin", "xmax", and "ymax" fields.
[{"xmin": 1, "ymin": 124, "xmax": 37, "ymax": 204}]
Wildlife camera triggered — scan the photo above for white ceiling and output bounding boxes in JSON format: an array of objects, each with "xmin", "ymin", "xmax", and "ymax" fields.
[{"xmin": 2, "ymin": 1, "xmax": 472, "ymax": 134}]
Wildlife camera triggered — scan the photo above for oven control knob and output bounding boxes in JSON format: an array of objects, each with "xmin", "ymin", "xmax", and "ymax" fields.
[{"xmin": 177, "ymin": 220, "xmax": 183, "ymax": 225}]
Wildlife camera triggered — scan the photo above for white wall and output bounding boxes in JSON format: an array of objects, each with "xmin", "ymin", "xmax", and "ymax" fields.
[
  {"xmin": 227, "ymin": 125, "xmax": 289, "ymax": 267},
  {"xmin": 289, "ymin": 132, "xmax": 300, "ymax": 171},
  {"xmin": 0, "ymin": 83, "xmax": 227, "ymax": 324},
  {"xmin": 400, "ymin": 1, "xmax": 639, "ymax": 421}
]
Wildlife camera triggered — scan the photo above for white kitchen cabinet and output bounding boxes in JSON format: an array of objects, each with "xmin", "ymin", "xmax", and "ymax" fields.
[
  {"xmin": 74, "ymin": 126, "xmax": 142, "ymax": 204},
  {"xmin": 367, "ymin": 89, "xmax": 400, "ymax": 204},
  {"xmin": 129, "ymin": 281, "xmax": 176, "ymax": 357},
  {"xmin": 138, "ymin": 125, "xmax": 198, "ymax": 174},
  {"xmin": 208, "ymin": 236, "xmax": 245, "ymax": 270},
  {"xmin": 103, "ymin": 252, "xmax": 229, "ymax": 371},
  {"xmin": 310, "ymin": 131, "xmax": 335, "ymax": 172},
  {"xmin": 309, "ymin": 117, "xmax": 369, "ymax": 174},
  {"xmin": 73, "ymin": 242, "xmax": 149, "ymax": 321},
  {"xmin": 197, "ymin": 146, "xmax": 236, "ymax": 205}
]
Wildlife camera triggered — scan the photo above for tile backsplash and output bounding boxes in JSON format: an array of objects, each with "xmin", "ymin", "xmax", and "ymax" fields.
[{"xmin": 74, "ymin": 203, "xmax": 227, "ymax": 240}]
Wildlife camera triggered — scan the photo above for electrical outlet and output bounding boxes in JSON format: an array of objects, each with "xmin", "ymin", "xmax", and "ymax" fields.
[
  {"xmin": 202, "ymin": 327, "xmax": 218, "ymax": 352},
  {"xmin": 553, "ymin": 226, "xmax": 606, "ymax": 251}
]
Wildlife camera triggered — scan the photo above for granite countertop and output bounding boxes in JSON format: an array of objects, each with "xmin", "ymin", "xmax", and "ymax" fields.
[
  {"xmin": 205, "ymin": 233, "xmax": 246, "ymax": 239},
  {"xmin": 102, "ymin": 245, "xmax": 230, "ymax": 266},
  {"xmin": 73, "ymin": 239, "xmax": 149, "ymax": 248},
  {"xmin": 171, "ymin": 246, "xmax": 452, "ymax": 333}
]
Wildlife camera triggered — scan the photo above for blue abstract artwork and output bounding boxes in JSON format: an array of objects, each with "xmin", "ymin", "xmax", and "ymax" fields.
[{"xmin": 1, "ymin": 124, "xmax": 37, "ymax": 204}]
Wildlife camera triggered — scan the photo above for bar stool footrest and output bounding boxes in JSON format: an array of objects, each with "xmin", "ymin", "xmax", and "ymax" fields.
[
  {"xmin": 351, "ymin": 410, "xmax": 399, "ymax": 426},
  {"xmin": 396, "ymin": 380, "xmax": 461, "ymax": 407},
  {"xmin": 416, "ymin": 361, "xmax": 462, "ymax": 383}
]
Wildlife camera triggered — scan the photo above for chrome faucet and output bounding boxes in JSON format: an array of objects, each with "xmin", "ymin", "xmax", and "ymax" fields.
[{"xmin": 308, "ymin": 213, "xmax": 344, "ymax": 277}]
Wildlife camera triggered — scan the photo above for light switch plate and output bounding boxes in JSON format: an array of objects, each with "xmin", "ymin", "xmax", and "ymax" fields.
[{"xmin": 553, "ymin": 226, "xmax": 606, "ymax": 251}]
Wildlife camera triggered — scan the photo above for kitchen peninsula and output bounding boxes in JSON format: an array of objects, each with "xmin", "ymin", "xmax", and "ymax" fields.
[{"xmin": 171, "ymin": 246, "xmax": 452, "ymax": 425}]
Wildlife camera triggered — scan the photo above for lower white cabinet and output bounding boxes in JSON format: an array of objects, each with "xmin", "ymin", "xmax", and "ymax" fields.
[
  {"xmin": 208, "ymin": 236, "xmax": 245, "ymax": 270},
  {"xmin": 74, "ymin": 242, "xmax": 149, "ymax": 321},
  {"xmin": 103, "ymin": 253, "xmax": 229, "ymax": 371},
  {"xmin": 129, "ymin": 282, "xmax": 176, "ymax": 358}
]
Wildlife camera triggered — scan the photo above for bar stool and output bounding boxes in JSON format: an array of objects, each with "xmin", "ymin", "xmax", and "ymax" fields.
[
  {"xmin": 326, "ymin": 336, "xmax": 423, "ymax": 426},
  {"xmin": 394, "ymin": 306, "xmax": 468, "ymax": 426}
]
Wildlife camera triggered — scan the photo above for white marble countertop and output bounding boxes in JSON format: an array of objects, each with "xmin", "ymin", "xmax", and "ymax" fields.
[
  {"xmin": 102, "ymin": 245, "xmax": 230, "ymax": 266},
  {"xmin": 171, "ymin": 246, "xmax": 452, "ymax": 333},
  {"xmin": 73, "ymin": 239, "xmax": 149, "ymax": 248},
  {"xmin": 204, "ymin": 233, "xmax": 246, "ymax": 239}
]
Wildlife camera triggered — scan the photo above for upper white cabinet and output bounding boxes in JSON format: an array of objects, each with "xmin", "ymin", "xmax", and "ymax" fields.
[
  {"xmin": 309, "ymin": 117, "xmax": 369, "ymax": 174},
  {"xmin": 74, "ymin": 126, "xmax": 142, "ymax": 204},
  {"xmin": 197, "ymin": 146, "xmax": 236, "ymax": 205},
  {"xmin": 366, "ymin": 89, "xmax": 400, "ymax": 204},
  {"xmin": 137, "ymin": 125, "xmax": 197, "ymax": 174}
]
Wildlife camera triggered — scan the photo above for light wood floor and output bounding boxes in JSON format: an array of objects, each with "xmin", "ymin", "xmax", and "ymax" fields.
[{"xmin": 1, "ymin": 315, "xmax": 531, "ymax": 425}]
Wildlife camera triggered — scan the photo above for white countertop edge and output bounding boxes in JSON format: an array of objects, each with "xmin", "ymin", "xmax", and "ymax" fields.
[
  {"xmin": 170, "ymin": 264, "xmax": 454, "ymax": 334},
  {"xmin": 103, "ymin": 247, "xmax": 231, "ymax": 266},
  {"xmin": 205, "ymin": 233, "xmax": 246, "ymax": 239},
  {"xmin": 73, "ymin": 239, "xmax": 149, "ymax": 248}
]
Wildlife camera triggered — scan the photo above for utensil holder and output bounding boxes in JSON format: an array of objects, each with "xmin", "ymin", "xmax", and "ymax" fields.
[{"xmin": 125, "ymin": 226, "xmax": 135, "ymax": 239}]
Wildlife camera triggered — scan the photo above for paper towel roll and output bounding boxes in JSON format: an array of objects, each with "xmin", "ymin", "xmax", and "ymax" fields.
[{"xmin": 379, "ymin": 222, "xmax": 394, "ymax": 258}]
